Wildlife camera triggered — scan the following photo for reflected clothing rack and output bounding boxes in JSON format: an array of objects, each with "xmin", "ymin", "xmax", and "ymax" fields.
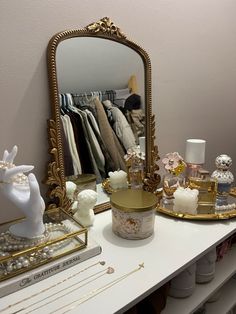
[
  {"xmin": 59, "ymin": 75, "xmax": 140, "ymax": 180},
  {"xmin": 72, "ymin": 90, "xmax": 118, "ymax": 107},
  {"xmin": 59, "ymin": 92, "xmax": 128, "ymax": 181},
  {"xmin": 71, "ymin": 74, "xmax": 137, "ymax": 103}
]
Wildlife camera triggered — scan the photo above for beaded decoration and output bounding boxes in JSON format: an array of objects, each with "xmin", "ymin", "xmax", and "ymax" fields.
[
  {"xmin": 0, "ymin": 222, "xmax": 75, "ymax": 276},
  {"xmin": 0, "ymin": 161, "xmax": 28, "ymax": 185}
]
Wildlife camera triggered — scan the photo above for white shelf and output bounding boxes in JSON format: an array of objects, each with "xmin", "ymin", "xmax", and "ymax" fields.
[
  {"xmin": 205, "ymin": 278, "xmax": 236, "ymax": 314},
  {"xmin": 163, "ymin": 247, "xmax": 236, "ymax": 314},
  {"xmin": 1, "ymin": 212, "xmax": 236, "ymax": 314}
]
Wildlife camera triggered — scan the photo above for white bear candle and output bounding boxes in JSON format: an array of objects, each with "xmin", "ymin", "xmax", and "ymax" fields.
[
  {"xmin": 108, "ymin": 170, "xmax": 128, "ymax": 190},
  {"xmin": 173, "ymin": 187, "xmax": 199, "ymax": 215}
]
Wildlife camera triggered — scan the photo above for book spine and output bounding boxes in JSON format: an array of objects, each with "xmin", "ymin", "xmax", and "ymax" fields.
[{"xmin": 0, "ymin": 245, "xmax": 101, "ymax": 298}]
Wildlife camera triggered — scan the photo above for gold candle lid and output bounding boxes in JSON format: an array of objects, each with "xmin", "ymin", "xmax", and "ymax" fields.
[
  {"xmin": 110, "ymin": 189, "xmax": 157, "ymax": 212},
  {"xmin": 66, "ymin": 174, "xmax": 96, "ymax": 184}
]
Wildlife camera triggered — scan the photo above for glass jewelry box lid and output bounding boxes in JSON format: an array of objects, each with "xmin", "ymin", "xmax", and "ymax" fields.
[{"xmin": 0, "ymin": 208, "xmax": 88, "ymax": 281}]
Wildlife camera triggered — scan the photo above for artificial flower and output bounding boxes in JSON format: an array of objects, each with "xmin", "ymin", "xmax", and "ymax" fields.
[{"xmin": 162, "ymin": 152, "xmax": 186, "ymax": 175}]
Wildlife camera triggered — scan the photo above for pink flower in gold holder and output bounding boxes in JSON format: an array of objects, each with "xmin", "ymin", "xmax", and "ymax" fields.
[{"xmin": 162, "ymin": 152, "xmax": 186, "ymax": 175}]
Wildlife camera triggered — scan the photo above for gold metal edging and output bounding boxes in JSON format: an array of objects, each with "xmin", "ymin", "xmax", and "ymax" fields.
[{"xmin": 45, "ymin": 17, "xmax": 161, "ymax": 214}]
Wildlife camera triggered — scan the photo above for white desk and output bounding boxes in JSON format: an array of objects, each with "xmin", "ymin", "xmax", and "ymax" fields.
[{"xmin": 1, "ymin": 211, "xmax": 236, "ymax": 314}]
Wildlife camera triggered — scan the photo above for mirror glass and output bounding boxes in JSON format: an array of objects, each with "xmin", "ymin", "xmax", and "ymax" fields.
[
  {"xmin": 57, "ymin": 37, "xmax": 145, "ymax": 97},
  {"xmin": 56, "ymin": 37, "xmax": 146, "ymax": 206},
  {"xmin": 46, "ymin": 18, "xmax": 160, "ymax": 213}
]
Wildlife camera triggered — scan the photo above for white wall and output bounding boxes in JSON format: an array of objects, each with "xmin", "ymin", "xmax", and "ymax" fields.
[{"xmin": 0, "ymin": 0, "xmax": 236, "ymax": 221}]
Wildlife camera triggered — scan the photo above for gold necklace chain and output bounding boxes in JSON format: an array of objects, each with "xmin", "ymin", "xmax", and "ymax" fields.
[
  {"xmin": 0, "ymin": 260, "xmax": 105, "ymax": 313},
  {"xmin": 52, "ymin": 263, "xmax": 144, "ymax": 314},
  {"xmin": 23, "ymin": 266, "xmax": 115, "ymax": 314}
]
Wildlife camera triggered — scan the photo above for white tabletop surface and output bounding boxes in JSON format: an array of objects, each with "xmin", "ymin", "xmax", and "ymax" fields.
[{"xmin": 1, "ymin": 210, "xmax": 236, "ymax": 314}]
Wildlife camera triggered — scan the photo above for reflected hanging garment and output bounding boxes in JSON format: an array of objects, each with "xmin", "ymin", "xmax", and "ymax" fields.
[
  {"xmin": 79, "ymin": 110, "xmax": 106, "ymax": 178},
  {"xmin": 60, "ymin": 118, "xmax": 74, "ymax": 176},
  {"xmin": 69, "ymin": 108, "xmax": 102, "ymax": 183},
  {"xmin": 60, "ymin": 115, "xmax": 82, "ymax": 175},
  {"xmin": 92, "ymin": 97, "xmax": 126, "ymax": 171},
  {"xmin": 67, "ymin": 112, "xmax": 94, "ymax": 174},
  {"xmin": 85, "ymin": 109, "xmax": 116, "ymax": 174},
  {"xmin": 103, "ymin": 100, "xmax": 136, "ymax": 151},
  {"xmin": 130, "ymin": 109, "xmax": 145, "ymax": 139}
]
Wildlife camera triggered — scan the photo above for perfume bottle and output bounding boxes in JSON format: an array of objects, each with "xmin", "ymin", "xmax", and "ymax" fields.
[
  {"xmin": 188, "ymin": 169, "xmax": 217, "ymax": 214},
  {"xmin": 128, "ymin": 153, "xmax": 145, "ymax": 189},
  {"xmin": 125, "ymin": 149, "xmax": 145, "ymax": 190},
  {"xmin": 211, "ymin": 154, "xmax": 234, "ymax": 206},
  {"xmin": 185, "ymin": 139, "xmax": 206, "ymax": 179},
  {"xmin": 129, "ymin": 164, "xmax": 144, "ymax": 189},
  {"xmin": 162, "ymin": 152, "xmax": 186, "ymax": 205}
]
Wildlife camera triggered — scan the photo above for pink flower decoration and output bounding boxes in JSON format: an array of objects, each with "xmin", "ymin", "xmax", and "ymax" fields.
[{"xmin": 162, "ymin": 152, "xmax": 184, "ymax": 171}]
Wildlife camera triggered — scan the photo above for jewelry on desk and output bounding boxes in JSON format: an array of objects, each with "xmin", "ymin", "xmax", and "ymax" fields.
[
  {"xmin": 0, "ymin": 222, "xmax": 78, "ymax": 278},
  {"xmin": 16, "ymin": 266, "xmax": 114, "ymax": 314},
  {"xmin": 0, "ymin": 230, "xmax": 50, "ymax": 253},
  {"xmin": 51, "ymin": 263, "xmax": 144, "ymax": 314},
  {"xmin": 0, "ymin": 161, "xmax": 28, "ymax": 185},
  {"xmin": 0, "ymin": 260, "xmax": 105, "ymax": 313},
  {"xmin": 0, "ymin": 222, "xmax": 75, "ymax": 254}
]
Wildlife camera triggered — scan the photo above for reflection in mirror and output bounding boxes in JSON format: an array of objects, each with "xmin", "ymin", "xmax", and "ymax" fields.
[
  {"xmin": 46, "ymin": 17, "xmax": 160, "ymax": 213},
  {"xmin": 56, "ymin": 37, "xmax": 145, "ymax": 185}
]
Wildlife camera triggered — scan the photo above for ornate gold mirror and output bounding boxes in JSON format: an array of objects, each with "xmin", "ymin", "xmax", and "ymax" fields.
[{"xmin": 46, "ymin": 17, "xmax": 160, "ymax": 213}]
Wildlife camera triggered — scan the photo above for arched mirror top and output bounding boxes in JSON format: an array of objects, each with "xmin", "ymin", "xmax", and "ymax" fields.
[{"xmin": 46, "ymin": 17, "xmax": 160, "ymax": 213}]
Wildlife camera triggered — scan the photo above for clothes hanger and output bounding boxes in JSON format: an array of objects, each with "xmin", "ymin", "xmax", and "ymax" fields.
[{"xmin": 59, "ymin": 94, "xmax": 66, "ymax": 115}]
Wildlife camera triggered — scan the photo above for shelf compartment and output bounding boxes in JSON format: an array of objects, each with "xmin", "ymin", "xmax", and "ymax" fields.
[
  {"xmin": 163, "ymin": 247, "xmax": 236, "ymax": 314},
  {"xmin": 205, "ymin": 277, "xmax": 236, "ymax": 314}
]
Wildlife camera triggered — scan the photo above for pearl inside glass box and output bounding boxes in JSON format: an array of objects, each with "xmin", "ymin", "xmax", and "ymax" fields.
[{"xmin": 0, "ymin": 208, "xmax": 88, "ymax": 282}]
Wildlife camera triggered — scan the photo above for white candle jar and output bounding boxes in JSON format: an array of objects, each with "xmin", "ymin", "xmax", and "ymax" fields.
[
  {"xmin": 110, "ymin": 190, "xmax": 157, "ymax": 240},
  {"xmin": 196, "ymin": 248, "xmax": 217, "ymax": 283},
  {"xmin": 169, "ymin": 263, "xmax": 196, "ymax": 298}
]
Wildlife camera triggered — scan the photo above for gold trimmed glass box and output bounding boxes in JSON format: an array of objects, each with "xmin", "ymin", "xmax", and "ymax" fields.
[
  {"xmin": 110, "ymin": 189, "xmax": 157, "ymax": 240},
  {"xmin": 0, "ymin": 208, "xmax": 87, "ymax": 282}
]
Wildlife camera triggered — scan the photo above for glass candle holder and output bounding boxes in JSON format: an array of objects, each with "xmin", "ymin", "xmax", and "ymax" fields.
[{"xmin": 163, "ymin": 173, "xmax": 185, "ymax": 205}]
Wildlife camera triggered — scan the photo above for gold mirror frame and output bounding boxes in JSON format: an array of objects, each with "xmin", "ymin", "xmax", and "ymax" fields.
[{"xmin": 46, "ymin": 17, "xmax": 161, "ymax": 213}]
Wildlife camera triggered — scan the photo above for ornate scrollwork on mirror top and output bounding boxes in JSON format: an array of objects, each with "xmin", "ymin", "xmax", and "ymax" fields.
[
  {"xmin": 46, "ymin": 17, "xmax": 161, "ymax": 213},
  {"xmin": 86, "ymin": 17, "xmax": 126, "ymax": 39}
]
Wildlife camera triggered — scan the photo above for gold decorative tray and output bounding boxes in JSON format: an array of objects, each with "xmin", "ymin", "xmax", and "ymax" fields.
[
  {"xmin": 102, "ymin": 178, "xmax": 114, "ymax": 194},
  {"xmin": 102, "ymin": 178, "xmax": 130, "ymax": 194},
  {"xmin": 157, "ymin": 192, "xmax": 236, "ymax": 221},
  {"xmin": 157, "ymin": 205, "xmax": 236, "ymax": 220}
]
